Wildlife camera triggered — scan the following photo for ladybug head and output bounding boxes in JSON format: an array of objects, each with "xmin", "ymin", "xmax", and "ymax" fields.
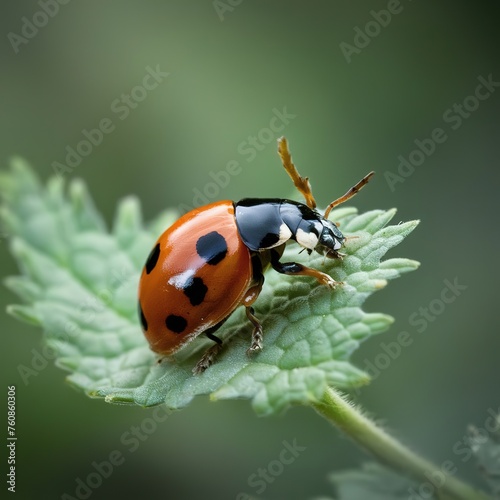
[
  {"xmin": 315, "ymin": 218, "xmax": 345, "ymax": 258},
  {"xmin": 294, "ymin": 214, "xmax": 345, "ymax": 259}
]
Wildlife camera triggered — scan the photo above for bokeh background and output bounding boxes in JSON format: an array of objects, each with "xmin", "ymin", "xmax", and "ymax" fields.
[{"xmin": 1, "ymin": 1, "xmax": 499, "ymax": 499}]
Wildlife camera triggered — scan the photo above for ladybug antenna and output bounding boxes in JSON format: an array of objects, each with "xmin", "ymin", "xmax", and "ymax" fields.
[
  {"xmin": 324, "ymin": 171, "xmax": 375, "ymax": 220},
  {"xmin": 277, "ymin": 137, "xmax": 317, "ymax": 210}
]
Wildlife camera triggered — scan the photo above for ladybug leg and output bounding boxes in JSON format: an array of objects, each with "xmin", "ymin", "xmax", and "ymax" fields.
[
  {"xmin": 270, "ymin": 249, "xmax": 341, "ymax": 289},
  {"xmin": 193, "ymin": 340, "xmax": 223, "ymax": 375},
  {"xmin": 277, "ymin": 136, "xmax": 317, "ymax": 210},
  {"xmin": 242, "ymin": 253, "xmax": 267, "ymax": 355},
  {"xmin": 193, "ymin": 323, "xmax": 225, "ymax": 374},
  {"xmin": 245, "ymin": 306, "xmax": 263, "ymax": 354}
]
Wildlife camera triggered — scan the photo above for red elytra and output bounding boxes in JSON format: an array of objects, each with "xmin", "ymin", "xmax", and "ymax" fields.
[{"xmin": 138, "ymin": 201, "xmax": 255, "ymax": 356}]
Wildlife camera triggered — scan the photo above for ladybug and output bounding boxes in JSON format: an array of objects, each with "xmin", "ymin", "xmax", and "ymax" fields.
[{"xmin": 138, "ymin": 137, "xmax": 374, "ymax": 373}]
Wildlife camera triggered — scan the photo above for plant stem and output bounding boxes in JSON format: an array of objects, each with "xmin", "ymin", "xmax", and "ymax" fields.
[{"xmin": 312, "ymin": 386, "xmax": 490, "ymax": 500}]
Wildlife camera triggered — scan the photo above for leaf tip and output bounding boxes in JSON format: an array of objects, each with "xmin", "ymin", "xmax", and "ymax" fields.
[
  {"xmin": 6, "ymin": 304, "xmax": 41, "ymax": 326},
  {"xmin": 113, "ymin": 195, "xmax": 143, "ymax": 234}
]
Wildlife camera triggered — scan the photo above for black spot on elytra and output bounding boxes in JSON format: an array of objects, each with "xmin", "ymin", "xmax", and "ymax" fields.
[
  {"xmin": 166, "ymin": 314, "xmax": 187, "ymax": 333},
  {"xmin": 138, "ymin": 302, "xmax": 148, "ymax": 331},
  {"xmin": 145, "ymin": 243, "xmax": 160, "ymax": 274},
  {"xmin": 183, "ymin": 276, "xmax": 208, "ymax": 306},
  {"xmin": 196, "ymin": 231, "xmax": 227, "ymax": 265}
]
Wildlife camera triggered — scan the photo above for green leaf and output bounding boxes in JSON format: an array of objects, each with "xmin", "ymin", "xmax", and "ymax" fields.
[
  {"xmin": 1, "ymin": 160, "xmax": 419, "ymax": 415},
  {"xmin": 469, "ymin": 417, "xmax": 500, "ymax": 498},
  {"xmin": 318, "ymin": 462, "xmax": 423, "ymax": 500}
]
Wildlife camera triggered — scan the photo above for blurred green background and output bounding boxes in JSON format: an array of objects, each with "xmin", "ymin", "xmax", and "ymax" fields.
[{"xmin": 1, "ymin": 1, "xmax": 499, "ymax": 499}]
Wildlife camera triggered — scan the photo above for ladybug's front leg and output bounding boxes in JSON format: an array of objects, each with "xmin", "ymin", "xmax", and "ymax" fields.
[{"xmin": 269, "ymin": 249, "xmax": 341, "ymax": 289}]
